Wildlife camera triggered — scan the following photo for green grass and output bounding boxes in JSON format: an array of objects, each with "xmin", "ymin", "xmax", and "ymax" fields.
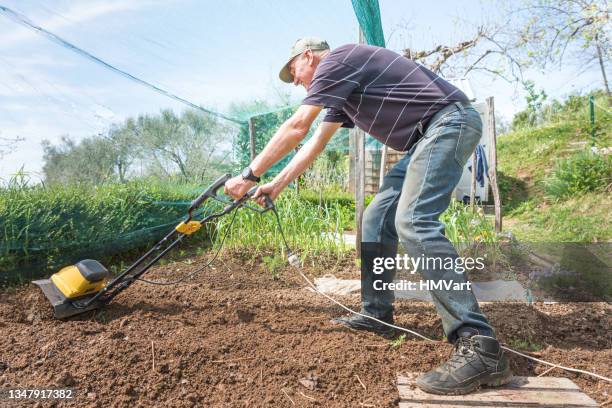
[
  {"xmin": 214, "ymin": 190, "xmax": 351, "ymax": 265},
  {"xmin": 507, "ymin": 192, "xmax": 611, "ymax": 242},
  {"xmin": 507, "ymin": 337, "xmax": 543, "ymax": 352},
  {"xmin": 0, "ymin": 176, "xmax": 213, "ymax": 284},
  {"xmin": 544, "ymin": 151, "xmax": 611, "ymax": 199},
  {"xmin": 441, "ymin": 200, "xmax": 498, "ymax": 245},
  {"xmin": 499, "ymin": 121, "xmax": 585, "ymax": 194},
  {"xmin": 498, "ymin": 92, "xmax": 611, "ymax": 243}
]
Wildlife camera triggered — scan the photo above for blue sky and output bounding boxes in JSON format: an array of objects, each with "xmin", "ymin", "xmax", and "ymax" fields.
[{"xmin": 0, "ymin": 0, "xmax": 603, "ymax": 181}]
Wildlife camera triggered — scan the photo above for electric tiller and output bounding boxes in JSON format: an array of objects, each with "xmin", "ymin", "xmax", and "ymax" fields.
[{"xmin": 33, "ymin": 174, "xmax": 275, "ymax": 319}]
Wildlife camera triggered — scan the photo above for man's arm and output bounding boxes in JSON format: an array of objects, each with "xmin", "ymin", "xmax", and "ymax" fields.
[
  {"xmin": 224, "ymin": 104, "xmax": 322, "ymax": 199},
  {"xmin": 249, "ymin": 104, "xmax": 322, "ymax": 177},
  {"xmin": 253, "ymin": 120, "xmax": 341, "ymax": 205}
]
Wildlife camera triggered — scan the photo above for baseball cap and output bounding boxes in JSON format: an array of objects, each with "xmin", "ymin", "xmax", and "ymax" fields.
[{"xmin": 279, "ymin": 37, "xmax": 330, "ymax": 83}]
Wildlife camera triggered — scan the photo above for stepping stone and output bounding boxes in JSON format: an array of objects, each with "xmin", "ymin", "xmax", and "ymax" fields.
[
  {"xmin": 397, "ymin": 374, "xmax": 599, "ymax": 407},
  {"xmin": 320, "ymin": 232, "xmax": 357, "ymax": 246}
]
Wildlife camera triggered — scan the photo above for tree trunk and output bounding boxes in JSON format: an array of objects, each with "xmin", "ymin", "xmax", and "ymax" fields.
[{"xmin": 595, "ymin": 36, "xmax": 610, "ymax": 99}]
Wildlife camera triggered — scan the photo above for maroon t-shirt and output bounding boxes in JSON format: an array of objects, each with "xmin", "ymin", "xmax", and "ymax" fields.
[{"xmin": 302, "ymin": 44, "xmax": 468, "ymax": 151}]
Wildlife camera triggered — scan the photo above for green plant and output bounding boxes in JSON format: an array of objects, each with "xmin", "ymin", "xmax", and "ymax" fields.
[
  {"xmin": 262, "ymin": 254, "xmax": 285, "ymax": 279},
  {"xmin": 507, "ymin": 338, "xmax": 542, "ymax": 352},
  {"xmin": 214, "ymin": 191, "xmax": 351, "ymax": 263},
  {"xmin": 440, "ymin": 200, "xmax": 498, "ymax": 245},
  {"xmin": 0, "ymin": 176, "xmax": 214, "ymax": 284},
  {"xmin": 390, "ymin": 334, "xmax": 406, "ymax": 348},
  {"xmin": 544, "ymin": 151, "xmax": 611, "ymax": 200}
]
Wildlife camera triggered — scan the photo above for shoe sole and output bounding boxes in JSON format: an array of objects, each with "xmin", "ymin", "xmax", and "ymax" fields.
[{"xmin": 416, "ymin": 367, "xmax": 513, "ymax": 396}]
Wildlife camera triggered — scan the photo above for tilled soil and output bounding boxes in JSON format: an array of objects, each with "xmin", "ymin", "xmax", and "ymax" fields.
[{"xmin": 0, "ymin": 251, "xmax": 610, "ymax": 407}]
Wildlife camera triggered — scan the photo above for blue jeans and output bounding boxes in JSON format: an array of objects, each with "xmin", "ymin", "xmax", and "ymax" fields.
[{"xmin": 361, "ymin": 101, "xmax": 495, "ymax": 342}]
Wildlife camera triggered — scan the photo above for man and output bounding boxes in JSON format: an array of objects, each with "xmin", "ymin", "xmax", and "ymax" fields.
[{"xmin": 225, "ymin": 37, "xmax": 512, "ymax": 395}]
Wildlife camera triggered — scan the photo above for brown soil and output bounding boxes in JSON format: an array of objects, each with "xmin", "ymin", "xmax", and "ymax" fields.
[{"xmin": 0, "ymin": 250, "xmax": 610, "ymax": 407}]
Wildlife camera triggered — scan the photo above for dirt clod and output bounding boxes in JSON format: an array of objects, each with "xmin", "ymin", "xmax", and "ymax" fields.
[
  {"xmin": 236, "ymin": 309, "xmax": 255, "ymax": 323},
  {"xmin": 57, "ymin": 371, "xmax": 76, "ymax": 387},
  {"xmin": 299, "ymin": 374, "xmax": 319, "ymax": 390}
]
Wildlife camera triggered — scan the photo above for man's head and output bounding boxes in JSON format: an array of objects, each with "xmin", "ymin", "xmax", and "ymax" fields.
[{"xmin": 279, "ymin": 37, "xmax": 330, "ymax": 89}]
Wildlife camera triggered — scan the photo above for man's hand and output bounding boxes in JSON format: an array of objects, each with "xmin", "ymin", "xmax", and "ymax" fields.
[
  {"xmin": 252, "ymin": 181, "xmax": 284, "ymax": 207},
  {"xmin": 224, "ymin": 175, "xmax": 255, "ymax": 200}
]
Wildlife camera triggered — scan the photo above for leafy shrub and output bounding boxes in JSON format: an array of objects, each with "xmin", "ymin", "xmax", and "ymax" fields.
[{"xmin": 545, "ymin": 151, "xmax": 611, "ymax": 199}]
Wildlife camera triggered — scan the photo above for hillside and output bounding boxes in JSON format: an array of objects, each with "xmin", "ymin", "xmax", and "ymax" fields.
[{"xmin": 497, "ymin": 94, "xmax": 611, "ymax": 242}]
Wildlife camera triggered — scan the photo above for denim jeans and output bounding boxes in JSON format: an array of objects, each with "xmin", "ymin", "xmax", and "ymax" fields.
[{"xmin": 361, "ymin": 101, "xmax": 495, "ymax": 342}]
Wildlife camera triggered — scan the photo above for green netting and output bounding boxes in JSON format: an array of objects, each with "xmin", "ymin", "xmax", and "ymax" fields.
[
  {"xmin": 234, "ymin": 106, "xmax": 298, "ymax": 175},
  {"xmin": 351, "ymin": 0, "xmax": 385, "ymax": 48},
  {"xmin": 351, "ymin": 0, "xmax": 385, "ymax": 150},
  {"xmin": 0, "ymin": 181, "xmax": 224, "ymax": 285},
  {"xmin": 0, "ymin": 1, "xmax": 389, "ymax": 286}
]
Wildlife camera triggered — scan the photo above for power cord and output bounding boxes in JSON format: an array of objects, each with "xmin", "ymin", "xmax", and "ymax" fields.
[
  {"xmin": 136, "ymin": 209, "xmax": 238, "ymax": 286},
  {"xmin": 138, "ymin": 197, "xmax": 612, "ymax": 384}
]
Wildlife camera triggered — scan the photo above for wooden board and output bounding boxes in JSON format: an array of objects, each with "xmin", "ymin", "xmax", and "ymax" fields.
[{"xmin": 397, "ymin": 374, "xmax": 599, "ymax": 407}]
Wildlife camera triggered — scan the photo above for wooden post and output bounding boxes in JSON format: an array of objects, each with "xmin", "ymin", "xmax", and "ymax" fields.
[
  {"xmin": 355, "ymin": 128, "xmax": 365, "ymax": 256},
  {"xmin": 486, "ymin": 97, "xmax": 502, "ymax": 232},
  {"xmin": 295, "ymin": 145, "xmax": 301, "ymax": 195},
  {"xmin": 355, "ymin": 28, "xmax": 366, "ymax": 256},
  {"xmin": 248, "ymin": 117, "xmax": 256, "ymax": 161},
  {"xmin": 470, "ymin": 150, "xmax": 477, "ymax": 212},
  {"xmin": 379, "ymin": 145, "xmax": 387, "ymax": 187}
]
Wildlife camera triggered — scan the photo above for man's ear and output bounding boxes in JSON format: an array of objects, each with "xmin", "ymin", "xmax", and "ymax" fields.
[{"xmin": 305, "ymin": 49, "xmax": 315, "ymax": 66}]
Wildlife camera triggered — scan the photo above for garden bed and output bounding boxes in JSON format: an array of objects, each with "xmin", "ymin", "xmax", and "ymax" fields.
[{"xmin": 0, "ymin": 252, "xmax": 610, "ymax": 407}]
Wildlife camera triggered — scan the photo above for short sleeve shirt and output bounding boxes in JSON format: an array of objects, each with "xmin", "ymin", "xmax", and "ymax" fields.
[{"xmin": 302, "ymin": 44, "xmax": 468, "ymax": 151}]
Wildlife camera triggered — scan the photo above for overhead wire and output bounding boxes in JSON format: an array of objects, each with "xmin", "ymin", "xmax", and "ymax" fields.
[
  {"xmin": 0, "ymin": 55, "xmax": 103, "ymax": 134},
  {"xmin": 0, "ymin": 5, "xmax": 246, "ymax": 126}
]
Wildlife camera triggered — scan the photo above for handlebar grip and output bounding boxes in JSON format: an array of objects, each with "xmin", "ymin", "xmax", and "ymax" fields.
[
  {"xmin": 263, "ymin": 195, "xmax": 274, "ymax": 210},
  {"xmin": 246, "ymin": 185, "xmax": 259, "ymax": 197},
  {"xmin": 242, "ymin": 186, "xmax": 274, "ymax": 210},
  {"xmin": 189, "ymin": 173, "xmax": 231, "ymax": 212}
]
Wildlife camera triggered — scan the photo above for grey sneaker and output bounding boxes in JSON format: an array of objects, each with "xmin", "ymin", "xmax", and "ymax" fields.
[
  {"xmin": 416, "ymin": 334, "xmax": 513, "ymax": 395},
  {"xmin": 331, "ymin": 312, "xmax": 396, "ymax": 339}
]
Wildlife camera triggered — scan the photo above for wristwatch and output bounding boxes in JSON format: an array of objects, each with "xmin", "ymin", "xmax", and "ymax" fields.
[{"xmin": 241, "ymin": 166, "xmax": 260, "ymax": 183}]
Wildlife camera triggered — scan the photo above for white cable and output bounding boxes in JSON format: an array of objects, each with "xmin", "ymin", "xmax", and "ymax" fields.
[
  {"xmin": 293, "ymin": 263, "xmax": 612, "ymax": 384},
  {"xmin": 500, "ymin": 346, "xmax": 612, "ymax": 383},
  {"xmin": 296, "ymin": 266, "xmax": 433, "ymax": 342}
]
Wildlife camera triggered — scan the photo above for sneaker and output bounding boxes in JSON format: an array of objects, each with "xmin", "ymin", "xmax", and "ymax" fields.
[
  {"xmin": 331, "ymin": 312, "xmax": 396, "ymax": 339},
  {"xmin": 416, "ymin": 334, "xmax": 513, "ymax": 395}
]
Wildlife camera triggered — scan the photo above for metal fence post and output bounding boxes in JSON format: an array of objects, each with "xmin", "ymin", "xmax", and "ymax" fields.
[{"xmin": 589, "ymin": 95, "xmax": 595, "ymax": 146}]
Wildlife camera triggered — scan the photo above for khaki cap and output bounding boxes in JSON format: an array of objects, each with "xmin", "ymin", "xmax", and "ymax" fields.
[{"xmin": 279, "ymin": 37, "xmax": 330, "ymax": 83}]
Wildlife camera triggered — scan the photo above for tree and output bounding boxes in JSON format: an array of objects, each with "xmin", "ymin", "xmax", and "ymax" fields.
[
  {"xmin": 136, "ymin": 109, "xmax": 229, "ymax": 181},
  {"xmin": 0, "ymin": 133, "xmax": 24, "ymax": 159},
  {"xmin": 517, "ymin": 0, "xmax": 610, "ymax": 96},
  {"xmin": 400, "ymin": 1, "xmax": 609, "ymax": 95},
  {"xmin": 42, "ymin": 135, "xmax": 116, "ymax": 185},
  {"xmin": 403, "ymin": 23, "xmax": 533, "ymax": 83},
  {"xmin": 104, "ymin": 119, "xmax": 139, "ymax": 183}
]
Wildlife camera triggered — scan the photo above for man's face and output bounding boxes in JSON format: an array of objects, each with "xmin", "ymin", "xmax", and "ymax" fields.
[{"xmin": 289, "ymin": 50, "xmax": 317, "ymax": 90}]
